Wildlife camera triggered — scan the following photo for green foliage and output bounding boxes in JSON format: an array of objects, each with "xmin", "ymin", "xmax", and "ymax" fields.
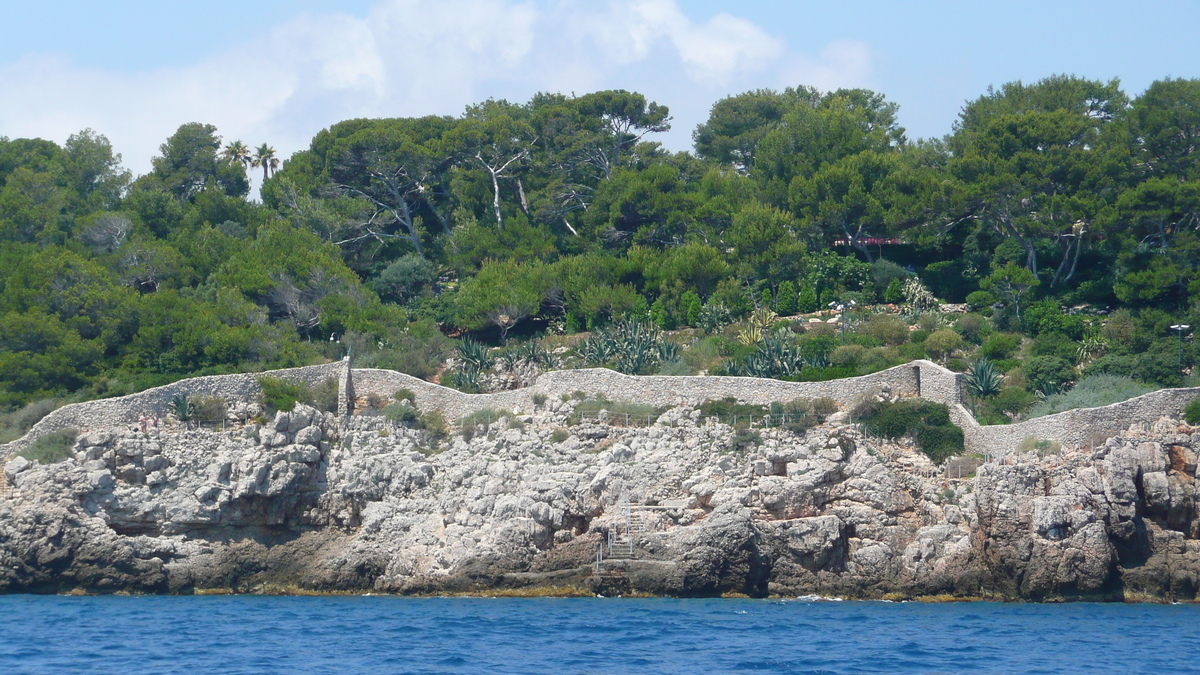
[
  {"xmin": 3, "ymin": 79, "xmax": 1200, "ymax": 418},
  {"xmin": 681, "ymin": 290, "xmax": 703, "ymax": 326},
  {"xmin": 965, "ymin": 290, "xmax": 996, "ymax": 312},
  {"xmin": 883, "ymin": 278, "xmax": 905, "ymax": 304},
  {"xmin": 579, "ymin": 318, "xmax": 678, "ymax": 375},
  {"xmin": 190, "ymin": 395, "xmax": 227, "ymax": 425},
  {"xmin": 797, "ymin": 286, "xmax": 818, "ymax": 313},
  {"xmin": 698, "ymin": 397, "xmax": 768, "ymax": 420},
  {"xmin": 775, "ymin": 281, "xmax": 797, "ymax": 315},
  {"xmin": 384, "ymin": 401, "xmax": 419, "ymax": 424},
  {"xmin": 1185, "ymin": 398, "xmax": 1200, "ymax": 425},
  {"xmin": 964, "ymin": 358, "xmax": 1003, "ymax": 399},
  {"xmin": 1025, "ymin": 356, "xmax": 1076, "ymax": 396},
  {"xmin": 18, "ymin": 428, "xmax": 78, "ymax": 464},
  {"xmin": 924, "ymin": 328, "xmax": 963, "ymax": 363},
  {"xmin": 570, "ymin": 396, "xmax": 663, "ymax": 426},
  {"xmin": 1027, "ymin": 374, "xmax": 1155, "ymax": 418},
  {"xmin": 858, "ymin": 399, "xmax": 963, "ymax": 464},
  {"xmin": 0, "ymin": 398, "xmax": 61, "ymax": 444},
  {"xmin": 171, "ymin": 394, "xmax": 194, "ymax": 423},
  {"xmin": 258, "ymin": 376, "xmax": 306, "ymax": 413}
]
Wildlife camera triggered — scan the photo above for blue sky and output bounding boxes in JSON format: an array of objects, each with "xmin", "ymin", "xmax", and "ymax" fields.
[{"xmin": 2, "ymin": 0, "xmax": 1197, "ymax": 181}]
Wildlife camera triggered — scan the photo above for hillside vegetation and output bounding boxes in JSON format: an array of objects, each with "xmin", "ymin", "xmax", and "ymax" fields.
[{"xmin": 2, "ymin": 76, "xmax": 1198, "ymax": 432}]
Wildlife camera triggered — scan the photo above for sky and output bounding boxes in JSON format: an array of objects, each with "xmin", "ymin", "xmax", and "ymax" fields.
[{"xmin": 1, "ymin": 0, "xmax": 1197, "ymax": 188}]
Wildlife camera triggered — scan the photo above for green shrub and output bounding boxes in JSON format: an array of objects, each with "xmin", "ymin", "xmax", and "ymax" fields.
[
  {"xmin": 698, "ymin": 397, "xmax": 767, "ymax": 420},
  {"xmin": 550, "ymin": 428, "xmax": 570, "ymax": 443},
  {"xmin": 571, "ymin": 397, "xmax": 663, "ymax": 426},
  {"xmin": 858, "ymin": 399, "xmax": 963, "ymax": 464},
  {"xmin": 190, "ymin": 395, "xmax": 228, "ymax": 425},
  {"xmin": 797, "ymin": 286, "xmax": 818, "ymax": 313},
  {"xmin": 259, "ymin": 376, "xmax": 306, "ymax": 413},
  {"xmin": 979, "ymin": 333, "xmax": 1020, "ymax": 360},
  {"xmin": 1185, "ymin": 398, "xmax": 1200, "ymax": 425},
  {"xmin": 171, "ymin": 394, "xmax": 194, "ymax": 424},
  {"xmin": 964, "ymin": 358, "xmax": 1003, "ymax": 399},
  {"xmin": 384, "ymin": 402, "xmax": 419, "ymax": 424},
  {"xmin": 1025, "ymin": 356, "xmax": 1076, "ymax": 396},
  {"xmin": 532, "ymin": 393, "xmax": 548, "ymax": 406},
  {"xmin": 307, "ymin": 378, "xmax": 340, "ymax": 413},
  {"xmin": 1027, "ymin": 374, "xmax": 1155, "ymax": 418},
  {"xmin": 1017, "ymin": 436, "xmax": 1062, "ymax": 457},
  {"xmin": 776, "ymin": 281, "xmax": 797, "ymax": 315},
  {"xmin": 417, "ymin": 411, "xmax": 449, "ymax": 440},
  {"xmin": 884, "ymin": 278, "xmax": 905, "ymax": 304},
  {"xmin": 0, "ymin": 399, "xmax": 62, "ymax": 444},
  {"xmin": 811, "ymin": 397, "xmax": 839, "ymax": 420},
  {"xmin": 729, "ymin": 424, "xmax": 762, "ymax": 449},
  {"xmin": 18, "ymin": 429, "xmax": 78, "ymax": 464},
  {"xmin": 459, "ymin": 408, "xmax": 512, "ymax": 441},
  {"xmin": 862, "ymin": 313, "xmax": 909, "ymax": 346},
  {"xmin": 394, "ymin": 388, "xmax": 417, "ymax": 405},
  {"xmin": 830, "ymin": 344, "xmax": 865, "ymax": 367},
  {"xmin": 966, "ymin": 290, "xmax": 996, "ymax": 312}
]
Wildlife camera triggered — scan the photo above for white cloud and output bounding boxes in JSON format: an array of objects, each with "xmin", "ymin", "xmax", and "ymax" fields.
[{"xmin": 0, "ymin": 0, "xmax": 874, "ymax": 186}]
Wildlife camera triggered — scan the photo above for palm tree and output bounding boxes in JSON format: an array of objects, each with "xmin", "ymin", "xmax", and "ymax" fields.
[
  {"xmin": 252, "ymin": 143, "xmax": 279, "ymax": 182},
  {"xmin": 221, "ymin": 140, "xmax": 251, "ymax": 169}
]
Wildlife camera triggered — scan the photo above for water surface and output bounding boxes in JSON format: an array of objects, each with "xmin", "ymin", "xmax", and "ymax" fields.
[{"xmin": 0, "ymin": 596, "xmax": 1195, "ymax": 674}]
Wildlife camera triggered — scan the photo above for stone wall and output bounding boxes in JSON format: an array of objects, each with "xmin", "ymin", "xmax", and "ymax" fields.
[
  {"xmin": 2, "ymin": 363, "xmax": 343, "ymax": 456},
  {"xmin": 351, "ymin": 362, "xmax": 926, "ymax": 422},
  {"xmin": 961, "ymin": 387, "xmax": 1200, "ymax": 456},
  {"xmin": 8, "ymin": 356, "xmax": 1198, "ymax": 461}
]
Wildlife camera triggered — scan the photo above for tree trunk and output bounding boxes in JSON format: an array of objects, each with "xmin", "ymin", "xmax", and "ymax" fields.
[
  {"xmin": 489, "ymin": 169, "xmax": 503, "ymax": 229},
  {"xmin": 517, "ymin": 178, "xmax": 530, "ymax": 215}
]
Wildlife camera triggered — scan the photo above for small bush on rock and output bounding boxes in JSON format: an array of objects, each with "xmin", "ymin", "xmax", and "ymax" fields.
[
  {"xmin": 259, "ymin": 376, "xmax": 306, "ymax": 413},
  {"xmin": 1185, "ymin": 398, "xmax": 1200, "ymax": 425},
  {"xmin": 384, "ymin": 402, "xmax": 419, "ymax": 424},
  {"xmin": 18, "ymin": 428, "xmax": 77, "ymax": 464},
  {"xmin": 190, "ymin": 395, "xmax": 227, "ymax": 425},
  {"xmin": 698, "ymin": 397, "xmax": 767, "ymax": 421},
  {"xmin": 857, "ymin": 399, "xmax": 963, "ymax": 465},
  {"xmin": 303, "ymin": 378, "xmax": 338, "ymax": 413}
]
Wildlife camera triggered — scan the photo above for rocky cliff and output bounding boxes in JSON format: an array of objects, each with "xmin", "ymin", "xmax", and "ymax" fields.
[{"xmin": 2, "ymin": 400, "xmax": 1198, "ymax": 601}]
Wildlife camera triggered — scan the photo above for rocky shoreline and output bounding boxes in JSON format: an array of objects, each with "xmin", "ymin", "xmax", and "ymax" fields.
[{"xmin": 2, "ymin": 399, "xmax": 1199, "ymax": 601}]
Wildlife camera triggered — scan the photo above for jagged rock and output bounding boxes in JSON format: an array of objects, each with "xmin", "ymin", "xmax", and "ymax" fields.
[{"xmin": 1, "ymin": 408, "xmax": 1198, "ymax": 601}]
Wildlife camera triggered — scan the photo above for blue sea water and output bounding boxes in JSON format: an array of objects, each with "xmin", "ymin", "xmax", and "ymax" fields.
[{"xmin": 0, "ymin": 596, "xmax": 1196, "ymax": 674}]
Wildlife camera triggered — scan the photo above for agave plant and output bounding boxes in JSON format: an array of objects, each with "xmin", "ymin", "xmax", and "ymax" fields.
[
  {"xmin": 964, "ymin": 358, "xmax": 1003, "ymax": 399},
  {"xmin": 580, "ymin": 318, "xmax": 675, "ymax": 375},
  {"xmin": 457, "ymin": 337, "xmax": 494, "ymax": 371},
  {"xmin": 171, "ymin": 394, "xmax": 194, "ymax": 426},
  {"xmin": 724, "ymin": 328, "xmax": 806, "ymax": 378},
  {"xmin": 454, "ymin": 366, "xmax": 483, "ymax": 394},
  {"xmin": 1076, "ymin": 335, "xmax": 1107, "ymax": 366}
]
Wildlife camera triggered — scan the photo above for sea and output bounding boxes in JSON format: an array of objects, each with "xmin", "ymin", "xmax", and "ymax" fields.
[{"xmin": 0, "ymin": 596, "xmax": 1196, "ymax": 674}]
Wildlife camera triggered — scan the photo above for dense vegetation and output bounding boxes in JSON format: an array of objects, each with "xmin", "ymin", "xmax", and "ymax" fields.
[{"xmin": 2, "ymin": 75, "xmax": 1198, "ymax": 433}]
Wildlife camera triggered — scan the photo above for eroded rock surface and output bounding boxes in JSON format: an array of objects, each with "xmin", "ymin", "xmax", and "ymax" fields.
[{"xmin": 2, "ymin": 403, "xmax": 1198, "ymax": 600}]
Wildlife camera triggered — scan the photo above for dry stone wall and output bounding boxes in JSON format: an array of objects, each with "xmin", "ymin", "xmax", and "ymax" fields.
[
  {"xmin": 351, "ymin": 362, "xmax": 925, "ymax": 421},
  {"xmin": 7, "ymin": 355, "xmax": 1198, "ymax": 461},
  {"xmin": 962, "ymin": 387, "xmax": 1200, "ymax": 456},
  {"xmin": 2, "ymin": 362, "xmax": 343, "ymax": 455}
]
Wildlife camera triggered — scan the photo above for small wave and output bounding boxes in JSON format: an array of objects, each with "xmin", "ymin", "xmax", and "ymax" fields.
[{"xmin": 795, "ymin": 594, "xmax": 844, "ymax": 602}]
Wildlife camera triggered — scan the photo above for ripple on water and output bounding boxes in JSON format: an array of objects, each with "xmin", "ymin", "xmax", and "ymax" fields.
[{"xmin": 0, "ymin": 597, "xmax": 1198, "ymax": 674}]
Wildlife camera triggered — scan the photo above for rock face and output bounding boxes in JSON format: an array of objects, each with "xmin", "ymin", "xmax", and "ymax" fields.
[{"xmin": 2, "ymin": 403, "xmax": 1198, "ymax": 600}]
